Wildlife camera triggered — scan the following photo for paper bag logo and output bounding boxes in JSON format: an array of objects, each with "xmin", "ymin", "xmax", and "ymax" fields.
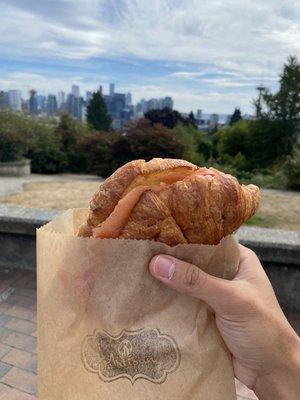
[{"xmin": 81, "ymin": 328, "xmax": 180, "ymax": 384}]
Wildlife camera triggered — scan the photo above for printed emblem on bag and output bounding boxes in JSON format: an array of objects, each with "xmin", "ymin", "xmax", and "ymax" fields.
[{"xmin": 81, "ymin": 328, "xmax": 180, "ymax": 384}]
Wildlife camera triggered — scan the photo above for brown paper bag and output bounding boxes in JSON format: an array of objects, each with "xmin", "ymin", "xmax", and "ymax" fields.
[{"xmin": 37, "ymin": 208, "xmax": 239, "ymax": 400}]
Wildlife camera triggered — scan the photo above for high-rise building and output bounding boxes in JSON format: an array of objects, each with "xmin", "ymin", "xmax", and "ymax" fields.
[
  {"xmin": 209, "ymin": 113, "xmax": 219, "ymax": 129},
  {"xmin": 146, "ymin": 98, "xmax": 158, "ymax": 111},
  {"xmin": 135, "ymin": 99, "xmax": 147, "ymax": 115},
  {"xmin": 29, "ymin": 89, "xmax": 38, "ymax": 116},
  {"xmin": 82, "ymin": 103, "xmax": 87, "ymax": 122},
  {"xmin": 57, "ymin": 91, "xmax": 65, "ymax": 108},
  {"xmin": 71, "ymin": 85, "xmax": 80, "ymax": 98},
  {"xmin": 99, "ymin": 85, "xmax": 103, "ymax": 95},
  {"xmin": 67, "ymin": 94, "xmax": 75, "ymax": 117},
  {"xmin": 74, "ymin": 97, "xmax": 84, "ymax": 120},
  {"xmin": 137, "ymin": 96, "xmax": 174, "ymax": 114},
  {"xmin": 162, "ymin": 96, "xmax": 173, "ymax": 109},
  {"xmin": 0, "ymin": 91, "xmax": 9, "ymax": 109},
  {"xmin": 104, "ymin": 84, "xmax": 129, "ymax": 128},
  {"xmin": 109, "ymin": 83, "xmax": 115, "ymax": 97},
  {"xmin": 67, "ymin": 94, "xmax": 84, "ymax": 120},
  {"xmin": 196, "ymin": 109, "xmax": 202, "ymax": 120},
  {"xmin": 86, "ymin": 91, "xmax": 93, "ymax": 104},
  {"xmin": 126, "ymin": 92, "xmax": 132, "ymax": 106},
  {"xmin": 46, "ymin": 95, "xmax": 57, "ymax": 117},
  {"xmin": 8, "ymin": 90, "xmax": 22, "ymax": 111},
  {"xmin": 37, "ymin": 95, "xmax": 46, "ymax": 112}
]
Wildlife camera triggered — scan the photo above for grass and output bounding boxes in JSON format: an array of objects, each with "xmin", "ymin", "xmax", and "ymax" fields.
[
  {"xmin": 245, "ymin": 215, "xmax": 276, "ymax": 228},
  {"xmin": 0, "ymin": 179, "xmax": 299, "ymax": 231}
]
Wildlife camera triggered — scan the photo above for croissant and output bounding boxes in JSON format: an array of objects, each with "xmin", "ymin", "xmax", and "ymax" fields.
[{"xmin": 78, "ymin": 158, "xmax": 260, "ymax": 246}]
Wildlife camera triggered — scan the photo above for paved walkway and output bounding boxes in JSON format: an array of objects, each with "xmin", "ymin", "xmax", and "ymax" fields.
[
  {"xmin": 0, "ymin": 173, "xmax": 99, "ymax": 197},
  {"xmin": 0, "ymin": 269, "xmax": 299, "ymax": 399},
  {"xmin": 1, "ymin": 174, "xmax": 299, "ymax": 198}
]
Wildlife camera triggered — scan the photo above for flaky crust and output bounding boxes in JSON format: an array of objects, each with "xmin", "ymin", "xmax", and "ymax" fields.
[
  {"xmin": 86, "ymin": 158, "xmax": 197, "ymax": 227},
  {"xmin": 78, "ymin": 159, "xmax": 260, "ymax": 245}
]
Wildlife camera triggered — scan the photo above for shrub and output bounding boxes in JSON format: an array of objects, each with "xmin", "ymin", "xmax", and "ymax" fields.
[
  {"xmin": 283, "ymin": 148, "xmax": 300, "ymax": 190},
  {"xmin": 75, "ymin": 132, "xmax": 116, "ymax": 176},
  {"xmin": 216, "ymin": 120, "xmax": 250, "ymax": 166},
  {"xmin": 216, "ymin": 119, "xmax": 294, "ymax": 172},
  {"xmin": 145, "ymin": 107, "xmax": 189, "ymax": 129},
  {"xmin": 0, "ymin": 111, "xmax": 29, "ymax": 162},
  {"xmin": 98, "ymin": 119, "xmax": 185, "ymax": 176},
  {"xmin": 246, "ymin": 119, "xmax": 294, "ymax": 170},
  {"xmin": 54, "ymin": 114, "xmax": 91, "ymax": 173},
  {"xmin": 0, "ymin": 130, "xmax": 28, "ymax": 163},
  {"xmin": 24, "ymin": 118, "xmax": 65, "ymax": 174},
  {"xmin": 173, "ymin": 124, "xmax": 212, "ymax": 165}
]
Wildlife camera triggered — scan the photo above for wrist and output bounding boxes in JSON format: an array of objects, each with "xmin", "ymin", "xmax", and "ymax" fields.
[{"xmin": 254, "ymin": 333, "xmax": 300, "ymax": 400}]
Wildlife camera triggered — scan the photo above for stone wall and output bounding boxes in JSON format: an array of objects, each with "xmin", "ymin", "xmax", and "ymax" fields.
[
  {"xmin": 0, "ymin": 205, "xmax": 299, "ymax": 312},
  {"xmin": 0, "ymin": 160, "xmax": 31, "ymax": 177}
]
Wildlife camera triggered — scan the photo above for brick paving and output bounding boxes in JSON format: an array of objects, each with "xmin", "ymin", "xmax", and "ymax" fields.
[
  {"xmin": 0, "ymin": 269, "xmax": 37, "ymax": 399},
  {"xmin": 0, "ymin": 269, "xmax": 299, "ymax": 399}
]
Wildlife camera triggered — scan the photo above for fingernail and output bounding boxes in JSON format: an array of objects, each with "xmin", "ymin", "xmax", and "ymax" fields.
[{"xmin": 153, "ymin": 256, "xmax": 175, "ymax": 279}]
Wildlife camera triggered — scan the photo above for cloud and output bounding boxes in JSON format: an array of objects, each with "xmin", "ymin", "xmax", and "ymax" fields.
[
  {"xmin": 265, "ymin": 24, "xmax": 300, "ymax": 51},
  {"xmin": 0, "ymin": 0, "xmax": 299, "ymax": 112},
  {"xmin": 0, "ymin": 71, "xmax": 107, "ymax": 97},
  {"xmin": 0, "ymin": 70, "xmax": 256, "ymax": 113},
  {"xmin": 122, "ymin": 82, "xmax": 256, "ymax": 114},
  {"xmin": 1, "ymin": 0, "xmax": 299, "ymax": 65}
]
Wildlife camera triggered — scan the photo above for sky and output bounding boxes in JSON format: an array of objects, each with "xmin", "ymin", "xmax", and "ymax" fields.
[{"xmin": 0, "ymin": 0, "xmax": 300, "ymax": 114}]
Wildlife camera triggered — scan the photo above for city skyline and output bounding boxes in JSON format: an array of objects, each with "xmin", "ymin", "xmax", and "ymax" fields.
[
  {"xmin": 1, "ymin": 83, "xmax": 183, "ymax": 129},
  {"xmin": 1, "ymin": 1, "xmax": 299, "ymax": 113}
]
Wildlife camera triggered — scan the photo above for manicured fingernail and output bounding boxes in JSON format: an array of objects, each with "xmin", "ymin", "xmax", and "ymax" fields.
[{"xmin": 153, "ymin": 256, "xmax": 175, "ymax": 279}]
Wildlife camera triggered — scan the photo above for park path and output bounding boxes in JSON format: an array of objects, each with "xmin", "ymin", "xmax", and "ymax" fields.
[
  {"xmin": 0, "ymin": 175, "xmax": 299, "ymax": 230},
  {"xmin": 0, "ymin": 174, "xmax": 99, "ymax": 197}
]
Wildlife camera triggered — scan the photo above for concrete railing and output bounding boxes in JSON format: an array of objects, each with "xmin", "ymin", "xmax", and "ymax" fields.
[
  {"xmin": 0, "ymin": 159, "xmax": 31, "ymax": 177},
  {"xmin": 0, "ymin": 205, "xmax": 299, "ymax": 312}
]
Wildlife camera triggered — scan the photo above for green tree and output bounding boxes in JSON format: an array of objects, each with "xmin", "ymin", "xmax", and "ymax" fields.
[
  {"xmin": 254, "ymin": 55, "xmax": 300, "ymax": 143},
  {"xmin": 0, "ymin": 110, "xmax": 28, "ymax": 162},
  {"xmin": 216, "ymin": 119, "xmax": 293, "ymax": 171},
  {"xmin": 229, "ymin": 108, "xmax": 242, "ymax": 125},
  {"xmin": 25, "ymin": 117, "xmax": 65, "ymax": 173},
  {"xmin": 102, "ymin": 119, "xmax": 185, "ymax": 176},
  {"xmin": 76, "ymin": 132, "xmax": 115, "ymax": 176},
  {"xmin": 173, "ymin": 124, "xmax": 212, "ymax": 165},
  {"xmin": 86, "ymin": 91, "xmax": 111, "ymax": 131},
  {"xmin": 145, "ymin": 107, "xmax": 190, "ymax": 129},
  {"xmin": 188, "ymin": 111, "xmax": 197, "ymax": 128},
  {"xmin": 283, "ymin": 148, "xmax": 300, "ymax": 189}
]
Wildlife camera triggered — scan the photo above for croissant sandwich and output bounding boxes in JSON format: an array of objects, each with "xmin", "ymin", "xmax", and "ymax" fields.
[{"xmin": 78, "ymin": 158, "xmax": 260, "ymax": 246}]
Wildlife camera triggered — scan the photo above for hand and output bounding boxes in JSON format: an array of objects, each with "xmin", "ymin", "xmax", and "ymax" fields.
[{"xmin": 149, "ymin": 245, "xmax": 300, "ymax": 400}]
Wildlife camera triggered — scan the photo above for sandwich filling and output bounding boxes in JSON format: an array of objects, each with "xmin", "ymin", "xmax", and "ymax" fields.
[{"xmin": 92, "ymin": 167, "xmax": 219, "ymax": 239}]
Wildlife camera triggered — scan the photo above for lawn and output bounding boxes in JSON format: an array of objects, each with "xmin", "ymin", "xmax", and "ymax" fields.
[{"xmin": 0, "ymin": 180, "xmax": 299, "ymax": 231}]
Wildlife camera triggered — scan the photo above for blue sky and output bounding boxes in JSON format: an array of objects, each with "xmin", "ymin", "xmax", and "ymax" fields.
[{"xmin": 0, "ymin": 0, "xmax": 300, "ymax": 113}]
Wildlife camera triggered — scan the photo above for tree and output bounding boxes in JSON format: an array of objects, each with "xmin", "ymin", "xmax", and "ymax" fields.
[
  {"xmin": 173, "ymin": 124, "xmax": 212, "ymax": 165},
  {"xmin": 0, "ymin": 110, "xmax": 28, "ymax": 162},
  {"xmin": 76, "ymin": 132, "xmax": 115, "ymax": 176},
  {"xmin": 283, "ymin": 148, "xmax": 300, "ymax": 189},
  {"xmin": 188, "ymin": 111, "xmax": 197, "ymax": 128},
  {"xmin": 86, "ymin": 91, "xmax": 111, "ymax": 131},
  {"xmin": 216, "ymin": 119, "xmax": 294, "ymax": 171},
  {"xmin": 229, "ymin": 108, "xmax": 242, "ymax": 125},
  {"xmin": 145, "ymin": 107, "xmax": 189, "ymax": 129},
  {"xmin": 254, "ymin": 55, "xmax": 300, "ymax": 142},
  {"xmin": 101, "ymin": 119, "xmax": 185, "ymax": 176},
  {"xmin": 26, "ymin": 119, "xmax": 65, "ymax": 174}
]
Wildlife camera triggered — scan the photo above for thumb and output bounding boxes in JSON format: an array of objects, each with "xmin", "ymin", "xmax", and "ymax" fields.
[{"xmin": 149, "ymin": 254, "xmax": 235, "ymax": 312}]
